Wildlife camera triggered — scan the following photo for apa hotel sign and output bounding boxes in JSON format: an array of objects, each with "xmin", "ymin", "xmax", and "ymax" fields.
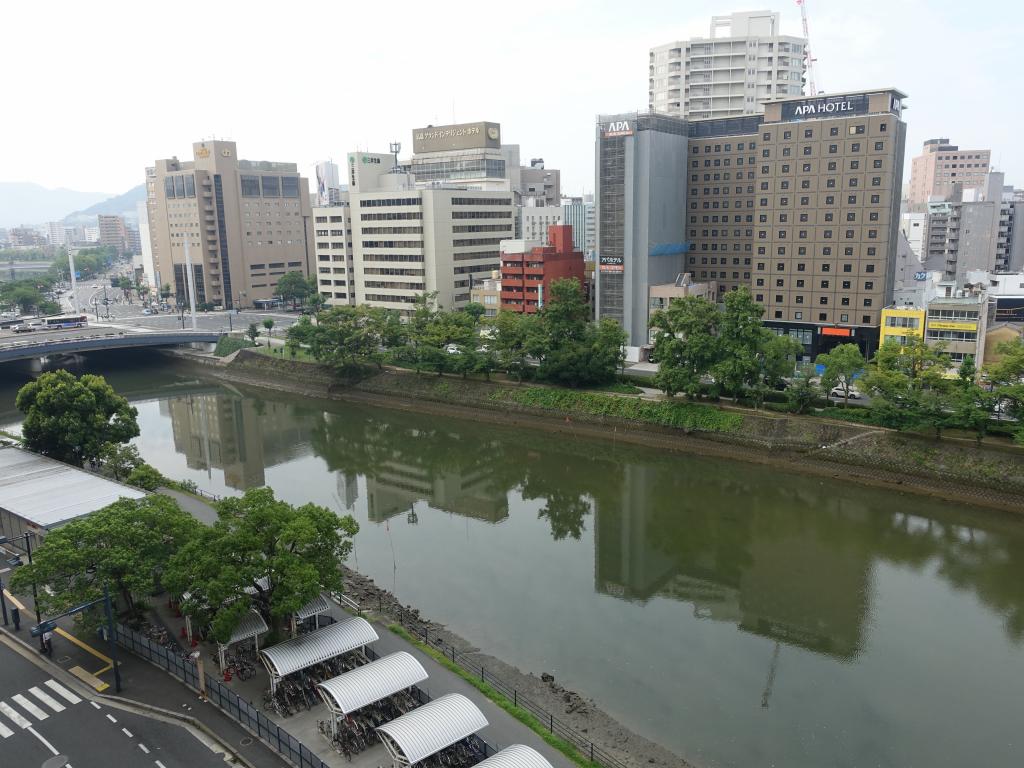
[
  {"xmin": 781, "ymin": 94, "xmax": 869, "ymax": 121},
  {"xmin": 602, "ymin": 120, "xmax": 633, "ymax": 138}
]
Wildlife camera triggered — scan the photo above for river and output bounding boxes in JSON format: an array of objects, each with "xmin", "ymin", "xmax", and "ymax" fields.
[{"xmin": 2, "ymin": 353, "xmax": 1023, "ymax": 768}]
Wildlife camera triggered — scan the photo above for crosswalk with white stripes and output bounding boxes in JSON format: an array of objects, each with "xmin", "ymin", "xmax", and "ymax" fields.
[{"xmin": 0, "ymin": 678, "xmax": 81, "ymax": 737}]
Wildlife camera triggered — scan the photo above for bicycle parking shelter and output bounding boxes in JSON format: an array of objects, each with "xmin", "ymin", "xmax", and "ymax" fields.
[
  {"xmin": 259, "ymin": 615, "xmax": 378, "ymax": 694},
  {"xmin": 376, "ymin": 693, "xmax": 488, "ymax": 768},
  {"xmin": 316, "ymin": 651, "xmax": 428, "ymax": 738},
  {"xmin": 473, "ymin": 745, "xmax": 555, "ymax": 768},
  {"xmin": 217, "ymin": 609, "xmax": 269, "ymax": 668}
]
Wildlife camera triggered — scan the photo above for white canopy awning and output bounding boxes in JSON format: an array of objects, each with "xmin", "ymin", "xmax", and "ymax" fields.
[
  {"xmin": 295, "ymin": 593, "xmax": 330, "ymax": 621},
  {"xmin": 222, "ymin": 610, "xmax": 269, "ymax": 647},
  {"xmin": 376, "ymin": 693, "xmax": 488, "ymax": 766},
  {"xmin": 317, "ymin": 651, "xmax": 427, "ymax": 716},
  {"xmin": 260, "ymin": 616, "xmax": 378, "ymax": 682},
  {"xmin": 473, "ymin": 745, "xmax": 554, "ymax": 768}
]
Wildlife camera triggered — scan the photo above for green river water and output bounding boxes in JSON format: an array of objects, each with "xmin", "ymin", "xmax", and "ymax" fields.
[{"xmin": 2, "ymin": 352, "xmax": 1023, "ymax": 768}]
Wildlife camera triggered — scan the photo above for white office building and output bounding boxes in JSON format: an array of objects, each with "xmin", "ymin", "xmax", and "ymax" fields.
[
  {"xmin": 520, "ymin": 204, "xmax": 563, "ymax": 245},
  {"xmin": 561, "ymin": 196, "xmax": 595, "ymax": 255},
  {"xmin": 649, "ymin": 10, "xmax": 806, "ymax": 119}
]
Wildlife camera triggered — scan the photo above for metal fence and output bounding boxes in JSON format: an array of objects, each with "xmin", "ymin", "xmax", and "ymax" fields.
[
  {"xmin": 115, "ymin": 623, "xmax": 329, "ymax": 768},
  {"xmin": 389, "ymin": 607, "xmax": 627, "ymax": 768}
]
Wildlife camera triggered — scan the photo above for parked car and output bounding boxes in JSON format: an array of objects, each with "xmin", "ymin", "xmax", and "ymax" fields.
[
  {"xmin": 829, "ymin": 387, "xmax": 862, "ymax": 399},
  {"xmin": 445, "ymin": 343, "xmax": 461, "ymax": 355}
]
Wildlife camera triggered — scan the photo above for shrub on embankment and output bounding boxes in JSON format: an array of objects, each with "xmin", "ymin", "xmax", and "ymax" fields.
[{"xmin": 492, "ymin": 387, "xmax": 743, "ymax": 433}]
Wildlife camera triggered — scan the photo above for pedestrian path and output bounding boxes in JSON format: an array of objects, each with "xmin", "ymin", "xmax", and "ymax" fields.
[{"xmin": 0, "ymin": 678, "xmax": 82, "ymax": 736}]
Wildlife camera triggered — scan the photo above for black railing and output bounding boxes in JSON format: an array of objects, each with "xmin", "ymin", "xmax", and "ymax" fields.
[
  {"xmin": 115, "ymin": 623, "xmax": 328, "ymax": 768},
  {"xmin": 389, "ymin": 605, "xmax": 627, "ymax": 768}
]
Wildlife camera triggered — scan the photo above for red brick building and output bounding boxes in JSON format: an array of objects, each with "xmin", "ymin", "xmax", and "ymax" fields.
[{"xmin": 500, "ymin": 224, "xmax": 585, "ymax": 313}]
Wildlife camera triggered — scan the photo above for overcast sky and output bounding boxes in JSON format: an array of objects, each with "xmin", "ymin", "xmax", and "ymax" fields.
[{"xmin": 3, "ymin": 0, "xmax": 1021, "ymax": 197}]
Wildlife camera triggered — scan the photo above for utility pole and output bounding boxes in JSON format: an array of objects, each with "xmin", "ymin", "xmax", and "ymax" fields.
[
  {"xmin": 184, "ymin": 234, "xmax": 198, "ymax": 331},
  {"xmin": 67, "ymin": 248, "xmax": 80, "ymax": 315}
]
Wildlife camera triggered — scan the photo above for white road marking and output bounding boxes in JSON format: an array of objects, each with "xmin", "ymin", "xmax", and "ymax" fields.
[
  {"xmin": 27, "ymin": 726, "xmax": 59, "ymax": 755},
  {"xmin": 90, "ymin": 701, "xmax": 101, "ymax": 709},
  {"xmin": 122, "ymin": 727, "xmax": 133, "ymax": 737},
  {"xmin": 106, "ymin": 713, "xmax": 117, "ymax": 723},
  {"xmin": 155, "ymin": 761, "xmax": 167, "ymax": 768},
  {"xmin": 11, "ymin": 693, "xmax": 48, "ymax": 721},
  {"xmin": 139, "ymin": 743, "xmax": 150, "ymax": 754},
  {"xmin": 0, "ymin": 719, "xmax": 12, "ymax": 738},
  {"xmin": 0, "ymin": 701, "xmax": 31, "ymax": 729},
  {"xmin": 29, "ymin": 686, "xmax": 65, "ymax": 712},
  {"xmin": 44, "ymin": 679, "xmax": 82, "ymax": 705}
]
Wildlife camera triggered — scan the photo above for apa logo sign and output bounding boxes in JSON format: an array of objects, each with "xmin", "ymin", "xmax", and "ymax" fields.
[{"xmin": 603, "ymin": 120, "xmax": 633, "ymax": 138}]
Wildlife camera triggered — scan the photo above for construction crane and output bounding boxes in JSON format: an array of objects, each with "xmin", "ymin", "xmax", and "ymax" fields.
[{"xmin": 796, "ymin": 0, "xmax": 819, "ymax": 96}]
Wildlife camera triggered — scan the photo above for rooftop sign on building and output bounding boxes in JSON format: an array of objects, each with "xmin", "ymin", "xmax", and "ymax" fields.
[
  {"xmin": 412, "ymin": 121, "xmax": 501, "ymax": 153},
  {"xmin": 780, "ymin": 94, "xmax": 869, "ymax": 121}
]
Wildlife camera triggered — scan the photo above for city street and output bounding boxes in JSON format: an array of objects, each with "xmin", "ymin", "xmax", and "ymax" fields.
[{"xmin": 0, "ymin": 639, "xmax": 230, "ymax": 768}]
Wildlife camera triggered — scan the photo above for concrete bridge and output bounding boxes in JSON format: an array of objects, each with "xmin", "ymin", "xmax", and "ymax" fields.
[{"xmin": 0, "ymin": 330, "xmax": 224, "ymax": 363}]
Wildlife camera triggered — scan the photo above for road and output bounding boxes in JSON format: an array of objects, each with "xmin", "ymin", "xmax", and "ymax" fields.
[
  {"xmin": 0, "ymin": 640, "xmax": 229, "ymax": 768},
  {"xmin": 0, "ymin": 277, "xmax": 299, "ymax": 345}
]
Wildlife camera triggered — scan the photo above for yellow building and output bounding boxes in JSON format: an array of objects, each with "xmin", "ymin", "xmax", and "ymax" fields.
[{"xmin": 880, "ymin": 307, "xmax": 925, "ymax": 347}]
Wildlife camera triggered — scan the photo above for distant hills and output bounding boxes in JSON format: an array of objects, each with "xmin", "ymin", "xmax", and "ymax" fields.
[
  {"xmin": 0, "ymin": 182, "xmax": 114, "ymax": 228},
  {"xmin": 63, "ymin": 184, "xmax": 146, "ymax": 223}
]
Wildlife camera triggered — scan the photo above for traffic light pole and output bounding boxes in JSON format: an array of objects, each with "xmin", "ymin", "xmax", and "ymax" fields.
[{"xmin": 29, "ymin": 585, "xmax": 122, "ymax": 693}]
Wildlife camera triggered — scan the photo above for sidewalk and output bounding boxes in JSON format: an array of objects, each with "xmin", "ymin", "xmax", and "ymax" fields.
[{"xmin": 1, "ymin": 587, "xmax": 288, "ymax": 768}]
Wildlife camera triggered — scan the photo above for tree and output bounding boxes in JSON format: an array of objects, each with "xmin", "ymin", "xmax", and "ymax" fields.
[
  {"xmin": 492, "ymin": 311, "xmax": 539, "ymax": 383},
  {"xmin": 16, "ymin": 371, "xmax": 139, "ymax": 466},
  {"xmin": 276, "ymin": 271, "xmax": 311, "ymax": 310},
  {"xmin": 246, "ymin": 323, "xmax": 260, "ymax": 345},
  {"xmin": 816, "ymin": 343, "xmax": 865, "ymax": 407},
  {"xmin": 9, "ymin": 495, "xmax": 200, "ymax": 622},
  {"xmin": 159, "ymin": 283, "xmax": 173, "ymax": 300},
  {"xmin": 649, "ymin": 295, "xmax": 720, "ymax": 398},
  {"xmin": 712, "ymin": 288, "xmax": 767, "ymax": 399},
  {"xmin": 364, "ymin": 307, "xmax": 406, "ymax": 369},
  {"xmin": 862, "ymin": 338, "xmax": 952, "ymax": 429},
  {"xmin": 786, "ymin": 363, "xmax": 821, "ymax": 414},
  {"xmin": 97, "ymin": 442, "xmax": 143, "ymax": 481},
  {"xmin": 534, "ymin": 279, "xmax": 623, "ymax": 387},
  {"xmin": 308, "ymin": 292, "xmax": 328, "ymax": 316},
  {"xmin": 262, "ymin": 317, "xmax": 275, "ymax": 347},
  {"xmin": 164, "ymin": 488, "xmax": 359, "ymax": 641},
  {"xmin": 126, "ymin": 464, "xmax": 166, "ymax": 491},
  {"xmin": 985, "ymin": 338, "xmax": 1024, "ymax": 436}
]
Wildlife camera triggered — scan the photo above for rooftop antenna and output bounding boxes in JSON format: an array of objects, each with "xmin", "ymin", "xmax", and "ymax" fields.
[
  {"xmin": 796, "ymin": 0, "xmax": 819, "ymax": 96},
  {"xmin": 389, "ymin": 142, "xmax": 402, "ymax": 172}
]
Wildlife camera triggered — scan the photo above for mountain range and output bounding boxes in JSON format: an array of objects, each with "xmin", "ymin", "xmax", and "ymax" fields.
[{"xmin": 0, "ymin": 182, "xmax": 145, "ymax": 228}]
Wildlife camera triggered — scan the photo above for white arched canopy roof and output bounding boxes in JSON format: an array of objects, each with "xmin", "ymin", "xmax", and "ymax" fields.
[
  {"xmin": 473, "ymin": 745, "xmax": 555, "ymax": 768},
  {"xmin": 222, "ymin": 610, "xmax": 269, "ymax": 647},
  {"xmin": 295, "ymin": 593, "xmax": 330, "ymax": 621},
  {"xmin": 259, "ymin": 616, "xmax": 378, "ymax": 680},
  {"xmin": 317, "ymin": 651, "xmax": 427, "ymax": 716},
  {"xmin": 376, "ymin": 693, "xmax": 488, "ymax": 766}
]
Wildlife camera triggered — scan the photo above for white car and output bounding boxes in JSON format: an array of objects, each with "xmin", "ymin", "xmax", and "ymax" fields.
[
  {"xmin": 829, "ymin": 387, "xmax": 862, "ymax": 399},
  {"xmin": 142, "ymin": 308, "xmax": 152, "ymax": 315},
  {"xmin": 444, "ymin": 343, "xmax": 461, "ymax": 355}
]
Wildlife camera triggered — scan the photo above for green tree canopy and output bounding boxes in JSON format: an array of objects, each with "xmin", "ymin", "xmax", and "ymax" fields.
[
  {"xmin": 164, "ymin": 487, "xmax": 359, "ymax": 641},
  {"xmin": 815, "ymin": 343, "xmax": 866, "ymax": 407},
  {"xmin": 712, "ymin": 288, "xmax": 768, "ymax": 398},
  {"xmin": 650, "ymin": 295, "xmax": 720, "ymax": 398},
  {"xmin": 276, "ymin": 271, "xmax": 312, "ymax": 309},
  {"xmin": 9, "ymin": 495, "xmax": 201, "ymax": 621},
  {"xmin": 16, "ymin": 371, "xmax": 139, "ymax": 466}
]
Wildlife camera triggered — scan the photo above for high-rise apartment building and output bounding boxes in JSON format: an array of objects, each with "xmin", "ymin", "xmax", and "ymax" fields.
[
  {"xmin": 136, "ymin": 200, "xmax": 156, "ymax": 286},
  {"xmin": 97, "ymin": 214, "xmax": 128, "ymax": 253},
  {"xmin": 597, "ymin": 88, "xmax": 907, "ymax": 356},
  {"xmin": 147, "ymin": 140, "xmax": 313, "ymax": 309},
  {"xmin": 649, "ymin": 11, "xmax": 806, "ymax": 120},
  {"xmin": 907, "ymin": 138, "xmax": 991, "ymax": 211},
  {"xmin": 315, "ymin": 161, "xmax": 344, "ymax": 205}
]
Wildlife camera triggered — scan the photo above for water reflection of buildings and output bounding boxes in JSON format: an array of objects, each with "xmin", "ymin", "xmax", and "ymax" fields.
[
  {"xmin": 594, "ymin": 463, "xmax": 871, "ymax": 660},
  {"xmin": 163, "ymin": 393, "xmax": 318, "ymax": 491},
  {"xmin": 366, "ymin": 467, "xmax": 509, "ymax": 524}
]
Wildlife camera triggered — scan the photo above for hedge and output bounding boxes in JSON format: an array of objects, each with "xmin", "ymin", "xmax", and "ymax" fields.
[{"xmin": 493, "ymin": 387, "xmax": 743, "ymax": 433}]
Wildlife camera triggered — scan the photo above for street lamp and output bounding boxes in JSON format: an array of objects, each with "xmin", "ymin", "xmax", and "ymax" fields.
[{"xmin": 0, "ymin": 532, "xmax": 45, "ymax": 650}]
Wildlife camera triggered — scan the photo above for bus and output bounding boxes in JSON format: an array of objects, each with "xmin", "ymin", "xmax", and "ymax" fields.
[{"xmin": 41, "ymin": 314, "xmax": 88, "ymax": 329}]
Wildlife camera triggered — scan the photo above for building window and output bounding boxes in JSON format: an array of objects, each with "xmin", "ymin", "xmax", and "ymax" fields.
[
  {"xmin": 241, "ymin": 175, "xmax": 261, "ymax": 197},
  {"xmin": 863, "ymin": 298, "xmax": 873, "ymax": 307},
  {"xmin": 819, "ymin": 312, "xmax": 828, "ymax": 321}
]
